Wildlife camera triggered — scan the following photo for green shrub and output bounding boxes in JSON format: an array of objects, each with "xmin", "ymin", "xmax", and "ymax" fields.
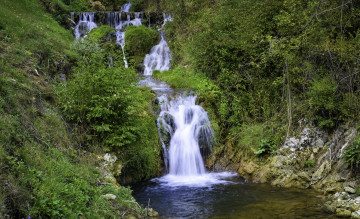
[
  {"xmin": 57, "ymin": 39, "xmax": 161, "ymax": 181},
  {"xmin": 307, "ymin": 77, "xmax": 340, "ymax": 130},
  {"xmin": 254, "ymin": 138, "xmax": 276, "ymax": 157},
  {"xmin": 342, "ymin": 138, "xmax": 360, "ymax": 172},
  {"xmin": 88, "ymin": 25, "xmax": 115, "ymax": 43},
  {"xmin": 304, "ymin": 160, "xmax": 315, "ymax": 168},
  {"xmin": 125, "ymin": 25, "xmax": 159, "ymax": 68}
]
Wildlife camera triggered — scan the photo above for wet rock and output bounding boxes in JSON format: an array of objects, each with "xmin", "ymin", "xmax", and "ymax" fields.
[
  {"xmin": 103, "ymin": 194, "xmax": 117, "ymax": 200},
  {"xmin": 352, "ymin": 210, "xmax": 360, "ymax": 218},
  {"xmin": 336, "ymin": 208, "xmax": 352, "ymax": 217},
  {"xmin": 354, "ymin": 197, "xmax": 360, "ymax": 205},
  {"xmin": 345, "ymin": 187, "xmax": 356, "ymax": 194},
  {"xmin": 323, "ymin": 202, "xmax": 336, "ymax": 213}
]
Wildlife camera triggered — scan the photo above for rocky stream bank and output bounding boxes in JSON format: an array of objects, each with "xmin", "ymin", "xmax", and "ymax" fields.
[{"xmin": 208, "ymin": 123, "xmax": 360, "ymax": 218}]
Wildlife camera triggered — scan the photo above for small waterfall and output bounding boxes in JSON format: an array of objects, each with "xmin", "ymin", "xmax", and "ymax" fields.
[
  {"xmin": 157, "ymin": 95, "xmax": 214, "ymax": 176},
  {"xmin": 114, "ymin": 3, "xmax": 143, "ymax": 68},
  {"xmin": 143, "ymin": 13, "xmax": 172, "ymax": 75},
  {"xmin": 74, "ymin": 12, "xmax": 97, "ymax": 39}
]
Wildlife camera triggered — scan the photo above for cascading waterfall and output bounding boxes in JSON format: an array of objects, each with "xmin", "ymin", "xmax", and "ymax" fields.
[
  {"xmin": 74, "ymin": 12, "xmax": 97, "ymax": 39},
  {"xmin": 157, "ymin": 95, "xmax": 214, "ymax": 175},
  {"xmin": 72, "ymin": 4, "xmax": 236, "ymax": 187},
  {"xmin": 143, "ymin": 13, "xmax": 172, "ymax": 75},
  {"xmin": 73, "ymin": 2, "xmax": 144, "ymax": 68},
  {"xmin": 113, "ymin": 2, "xmax": 143, "ymax": 68},
  {"xmin": 140, "ymin": 11, "xmax": 235, "ymax": 186}
]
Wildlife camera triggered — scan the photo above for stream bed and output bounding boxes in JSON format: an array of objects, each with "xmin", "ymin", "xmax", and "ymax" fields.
[{"xmin": 132, "ymin": 175, "xmax": 335, "ymax": 218}]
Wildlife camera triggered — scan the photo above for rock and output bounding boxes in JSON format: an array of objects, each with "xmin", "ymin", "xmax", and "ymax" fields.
[
  {"xmin": 103, "ymin": 194, "xmax": 116, "ymax": 200},
  {"xmin": 345, "ymin": 181, "xmax": 357, "ymax": 189},
  {"xmin": 323, "ymin": 203, "xmax": 336, "ymax": 213},
  {"xmin": 315, "ymin": 138, "xmax": 324, "ymax": 148},
  {"xmin": 352, "ymin": 211, "xmax": 360, "ymax": 218},
  {"xmin": 350, "ymin": 204, "xmax": 360, "ymax": 212},
  {"xmin": 104, "ymin": 153, "xmax": 117, "ymax": 164},
  {"xmin": 336, "ymin": 208, "xmax": 352, "ymax": 217},
  {"xmin": 311, "ymin": 161, "xmax": 330, "ymax": 184},
  {"xmin": 345, "ymin": 187, "xmax": 356, "ymax": 194},
  {"xmin": 355, "ymin": 197, "xmax": 360, "ymax": 203},
  {"xmin": 280, "ymin": 137, "xmax": 300, "ymax": 152}
]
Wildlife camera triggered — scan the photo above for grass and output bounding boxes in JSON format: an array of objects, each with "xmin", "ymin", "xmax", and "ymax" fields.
[{"xmin": 0, "ymin": 0, "xmax": 148, "ymax": 217}]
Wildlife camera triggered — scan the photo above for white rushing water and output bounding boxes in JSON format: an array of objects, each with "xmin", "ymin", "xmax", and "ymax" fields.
[
  {"xmin": 143, "ymin": 13, "xmax": 173, "ymax": 75},
  {"xmin": 74, "ymin": 12, "xmax": 97, "ymax": 39},
  {"xmin": 73, "ymin": 3, "xmax": 144, "ymax": 68},
  {"xmin": 114, "ymin": 2, "xmax": 143, "ymax": 68},
  {"xmin": 155, "ymin": 94, "xmax": 236, "ymax": 187}
]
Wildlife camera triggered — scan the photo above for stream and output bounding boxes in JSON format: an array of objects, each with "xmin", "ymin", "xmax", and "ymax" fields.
[{"xmin": 73, "ymin": 4, "xmax": 333, "ymax": 218}]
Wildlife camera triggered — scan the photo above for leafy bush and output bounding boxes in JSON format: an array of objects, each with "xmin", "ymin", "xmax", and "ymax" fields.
[
  {"xmin": 307, "ymin": 77, "xmax": 340, "ymax": 130},
  {"xmin": 304, "ymin": 160, "xmax": 315, "ymax": 168},
  {"xmin": 342, "ymin": 138, "xmax": 360, "ymax": 172},
  {"xmin": 254, "ymin": 138, "xmax": 276, "ymax": 157},
  {"xmin": 57, "ymin": 38, "xmax": 161, "ymax": 181},
  {"xmin": 87, "ymin": 25, "xmax": 115, "ymax": 43}
]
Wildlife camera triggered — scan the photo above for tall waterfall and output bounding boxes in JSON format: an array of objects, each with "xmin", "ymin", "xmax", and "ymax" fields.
[
  {"xmin": 143, "ymin": 13, "xmax": 172, "ymax": 75},
  {"xmin": 113, "ymin": 2, "xmax": 143, "ymax": 68},
  {"xmin": 157, "ymin": 95, "xmax": 214, "ymax": 175}
]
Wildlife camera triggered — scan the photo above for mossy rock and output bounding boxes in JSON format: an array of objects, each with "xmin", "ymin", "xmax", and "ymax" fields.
[
  {"xmin": 125, "ymin": 25, "xmax": 159, "ymax": 68},
  {"xmin": 88, "ymin": 25, "xmax": 115, "ymax": 43}
]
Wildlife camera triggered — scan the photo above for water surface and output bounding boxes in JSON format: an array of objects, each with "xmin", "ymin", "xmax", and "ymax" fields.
[{"xmin": 132, "ymin": 176, "xmax": 334, "ymax": 218}]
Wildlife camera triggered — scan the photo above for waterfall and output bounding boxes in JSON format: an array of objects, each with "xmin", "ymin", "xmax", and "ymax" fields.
[
  {"xmin": 114, "ymin": 3, "xmax": 143, "ymax": 68},
  {"xmin": 73, "ymin": 2, "xmax": 144, "ymax": 68},
  {"xmin": 143, "ymin": 13, "xmax": 172, "ymax": 75},
  {"xmin": 157, "ymin": 95, "xmax": 214, "ymax": 175},
  {"xmin": 74, "ymin": 12, "xmax": 97, "ymax": 39}
]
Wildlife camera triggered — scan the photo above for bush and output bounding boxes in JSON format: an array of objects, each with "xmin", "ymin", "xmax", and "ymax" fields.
[
  {"xmin": 307, "ymin": 77, "xmax": 340, "ymax": 130},
  {"xmin": 342, "ymin": 138, "xmax": 360, "ymax": 173},
  {"xmin": 125, "ymin": 25, "xmax": 159, "ymax": 68},
  {"xmin": 57, "ymin": 39, "xmax": 161, "ymax": 181},
  {"xmin": 254, "ymin": 138, "xmax": 276, "ymax": 157}
]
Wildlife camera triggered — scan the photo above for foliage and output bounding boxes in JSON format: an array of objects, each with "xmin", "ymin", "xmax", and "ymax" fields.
[
  {"xmin": 57, "ymin": 37, "xmax": 161, "ymax": 182},
  {"xmin": 0, "ymin": 0, "xmax": 157, "ymax": 217},
  {"xmin": 343, "ymin": 138, "xmax": 360, "ymax": 172},
  {"xmin": 125, "ymin": 25, "xmax": 159, "ymax": 68},
  {"xmin": 305, "ymin": 160, "xmax": 315, "ymax": 168},
  {"xmin": 307, "ymin": 77, "xmax": 340, "ymax": 129},
  {"xmin": 254, "ymin": 138, "xmax": 277, "ymax": 157},
  {"xmin": 87, "ymin": 25, "xmax": 115, "ymax": 43}
]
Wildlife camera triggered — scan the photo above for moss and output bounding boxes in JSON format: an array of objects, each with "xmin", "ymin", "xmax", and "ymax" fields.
[
  {"xmin": 125, "ymin": 25, "xmax": 159, "ymax": 68},
  {"xmin": 88, "ymin": 25, "xmax": 115, "ymax": 43}
]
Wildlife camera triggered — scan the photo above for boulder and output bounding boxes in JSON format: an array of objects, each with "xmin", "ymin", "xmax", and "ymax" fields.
[
  {"xmin": 336, "ymin": 208, "xmax": 352, "ymax": 217},
  {"xmin": 345, "ymin": 187, "xmax": 356, "ymax": 194}
]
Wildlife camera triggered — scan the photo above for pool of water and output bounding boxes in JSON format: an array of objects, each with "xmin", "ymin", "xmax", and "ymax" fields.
[{"xmin": 132, "ymin": 175, "xmax": 335, "ymax": 218}]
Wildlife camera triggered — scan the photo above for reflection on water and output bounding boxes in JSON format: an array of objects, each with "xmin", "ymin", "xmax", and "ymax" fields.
[{"xmin": 132, "ymin": 176, "xmax": 335, "ymax": 218}]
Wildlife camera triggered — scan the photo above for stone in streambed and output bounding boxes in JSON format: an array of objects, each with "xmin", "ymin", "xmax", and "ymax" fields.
[
  {"xmin": 352, "ymin": 211, "xmax": 360, "ymax": 218},
  {"xmin": 345, "ymin": 186, "xmax": 356, "ymax": 194},
  {"xmin": 336, "ymin": 208, "xmax": 351, "ymax": 217}
]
